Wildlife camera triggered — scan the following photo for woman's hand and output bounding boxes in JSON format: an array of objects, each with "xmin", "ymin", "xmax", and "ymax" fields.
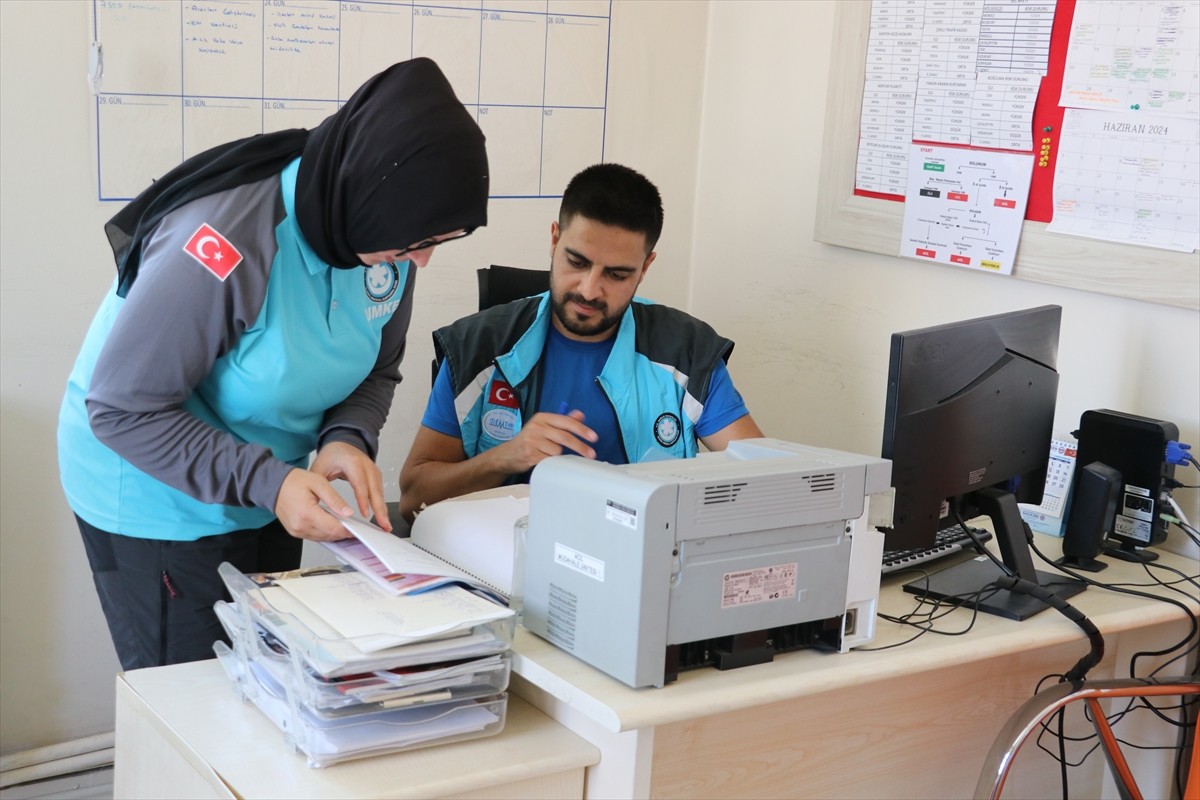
[
  {"xmin": 273, "ymin": 468, "xmax": 356, "ymax": 541},
  {"xmin": 310, "ymin": 441, "xmax": 392, "ymax": 531}
]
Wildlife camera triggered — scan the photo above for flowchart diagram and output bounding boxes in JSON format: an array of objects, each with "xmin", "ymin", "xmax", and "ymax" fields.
[{"xmin": 900, "ymin": 143, "xmax": 1033, "ymax": 274}]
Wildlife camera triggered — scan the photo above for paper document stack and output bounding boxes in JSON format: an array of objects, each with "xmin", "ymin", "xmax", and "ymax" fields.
[{"xmin": 213, "ymin": 559, "xmax": 515, "ymax": 768}]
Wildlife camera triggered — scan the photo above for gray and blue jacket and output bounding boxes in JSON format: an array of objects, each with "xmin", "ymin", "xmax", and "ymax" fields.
[
  {"xmin": 58, "ymin": 159, "xmax": 413, "ymax": 540},
  {"xmin": 432, "ymin": 293, "xmax": 734, "ymax": 464}
]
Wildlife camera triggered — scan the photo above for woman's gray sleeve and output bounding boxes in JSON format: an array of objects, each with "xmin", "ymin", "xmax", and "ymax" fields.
[{"xmin": 85, "ymin": 187, "xmax": 294, "ymax": 512}]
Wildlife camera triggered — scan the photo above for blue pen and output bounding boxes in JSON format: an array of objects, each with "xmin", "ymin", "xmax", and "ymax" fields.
[{"xmin": 558, "ymin": 401, "xmax": 570, "ymax": 415}]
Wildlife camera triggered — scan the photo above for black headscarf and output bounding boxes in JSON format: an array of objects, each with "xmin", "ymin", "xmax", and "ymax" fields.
[{"xmin": 105, "ymin": 57, "xmax": 488, "ymax": 297}]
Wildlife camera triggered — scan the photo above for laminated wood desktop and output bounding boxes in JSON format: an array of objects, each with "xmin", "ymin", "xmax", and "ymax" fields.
[
  {"xmin": 508, "ymin": 536, "xmax": 1198, "ymax": 799},
  {"xmin": 113, "ymin": 537, "xmax": 1195, "ymax": 800}
]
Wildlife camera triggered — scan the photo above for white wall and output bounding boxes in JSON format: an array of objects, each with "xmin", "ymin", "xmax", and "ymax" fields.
[
  {"xmin": 2, "ymin": 0, "xmax": 1196, "ymax": 757},
  {"xmin": 0, "ymin": 0, "xmax": 709, "ymax": 753}
]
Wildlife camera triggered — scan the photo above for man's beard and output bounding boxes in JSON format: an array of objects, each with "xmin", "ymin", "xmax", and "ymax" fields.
[{"xmin": 551, "ymin": 290, "xmax": 625, "ymax": 338}]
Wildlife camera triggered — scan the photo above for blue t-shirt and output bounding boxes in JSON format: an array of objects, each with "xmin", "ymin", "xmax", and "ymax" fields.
[
  {"xmin": 421, "ymin": 326, "xmax": 750, "ymax": 464},
  {"xmin": 536, "ymin": 327, "xmax": 624, "ymax": 463}
]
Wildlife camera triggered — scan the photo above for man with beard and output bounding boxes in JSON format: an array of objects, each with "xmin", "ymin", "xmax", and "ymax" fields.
[{"xmin": 398, "ymin": 163, "xmax": 762, "ymax": 521}]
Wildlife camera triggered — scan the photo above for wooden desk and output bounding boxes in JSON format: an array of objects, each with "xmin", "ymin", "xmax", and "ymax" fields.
[
  {"xmin": 112, "ymin": 537, "xmax": 1195, "ymax": 800},
  {"xmin": 509, "ymin": 537, "xmax": 1198, "ymax": 799},
  {"xmin": 114, "ymin": 661, "xmax": 599, "ymax": 799}
]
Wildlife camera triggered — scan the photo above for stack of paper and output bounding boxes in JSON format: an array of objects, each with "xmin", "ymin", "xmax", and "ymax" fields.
[
  {"xmin": 272, "ymin": 571, "xmax": 510, "ymax": 652},
  {"xmin": 213, "ymin": 561, "xmax": 514, "ymax": 767}
]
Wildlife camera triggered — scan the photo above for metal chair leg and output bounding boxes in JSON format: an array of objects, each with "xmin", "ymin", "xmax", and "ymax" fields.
[{"xmin": 975, "ymin": 677, "xmax": 1200, "ymax": 800}]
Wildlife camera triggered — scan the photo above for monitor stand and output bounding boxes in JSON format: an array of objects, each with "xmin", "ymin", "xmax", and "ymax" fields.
[{"xmin": 903, "ymin": 488, "xmax": 1087, "ymax": 621}]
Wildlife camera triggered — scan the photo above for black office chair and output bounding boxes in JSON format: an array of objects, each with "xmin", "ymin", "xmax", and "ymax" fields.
[
  {"xmin": 475, "ymin": 264, "xmax": 549, "ymax": 311},
  {"xmin": 431, "ymin": 265, "xmax": 551, "ymax": 385}
]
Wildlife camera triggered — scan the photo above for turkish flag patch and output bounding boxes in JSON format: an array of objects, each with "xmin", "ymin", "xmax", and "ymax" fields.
[
  {"xmin": 182, "ymin": 223, "xmax": 244, "ymax": 281},
  {"xmin": 488, "ymin": 380, "xmax": 519, "ymax": 409}
]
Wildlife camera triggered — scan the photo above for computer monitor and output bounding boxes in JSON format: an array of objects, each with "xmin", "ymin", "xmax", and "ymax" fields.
[{"xmin": 880, "ymin": 305, "xmax": 1085, "ymax": 620}]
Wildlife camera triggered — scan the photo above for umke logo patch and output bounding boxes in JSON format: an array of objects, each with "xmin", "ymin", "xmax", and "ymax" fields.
[{"xmin": 183, "ymin": 223, "xmax": 244, "ymax": 281}]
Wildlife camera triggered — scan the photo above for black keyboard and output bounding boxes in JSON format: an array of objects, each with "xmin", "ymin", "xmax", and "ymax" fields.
[{"xmin": 881, "ymin": 525, "xmax": 993, "ymax": 575}]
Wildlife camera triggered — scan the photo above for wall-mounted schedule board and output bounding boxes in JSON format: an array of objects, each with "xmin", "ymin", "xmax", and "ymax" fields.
[
  {"xmin": 815, "ymin": 0, "xmax": 1199, "ymax": 311},
  {"xmin": 88, "ymin": 0, "xmax": 612, "ymax": 202}
]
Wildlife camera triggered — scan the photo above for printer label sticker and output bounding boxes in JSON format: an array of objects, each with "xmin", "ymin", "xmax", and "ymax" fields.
[
  {"xmin": 605, "ymin": 499, "xmax": 638, "ymax": 529},
  {"xmin": 721, "ymin": 563, "xmax": 798, "ymax": 608},
  {"xmin": 554, "ymin": 543, "xmax": 605, "ymax": 582}
]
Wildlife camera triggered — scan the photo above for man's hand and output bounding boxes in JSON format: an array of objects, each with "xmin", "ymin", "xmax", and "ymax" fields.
[
  {"xmin": 274, "ymin": 468, "xmax": 356, "ymax": 541},
  {"xmin": 310, "ymin": 441, "xmax": 392, "ymax": 531},
  {"xmin": 398, "ymin": 411, "xmax": 598, "ymax": 523},
  {"xmin": 493, "ymin": 410, "xmax": 597, "ymax": 474}
]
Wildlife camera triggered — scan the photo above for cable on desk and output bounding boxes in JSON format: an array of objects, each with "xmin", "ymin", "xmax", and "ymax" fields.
[
  {"xmin": 1096, "ymin": 572, "xmax": 1198, "ymax": 593},
  {"xmin": 1143, "ymin": 560, "xmax": 1200, "ymax": 595},
  {"xmin": 1029, "ymin": 538, "xmax": 1199, "ymax": 677},
  {"xmin": 1120, "ymin": 561, "xmax": 1200, "ymax": 592},
  {"xmin": 859, "ymin": 573, "xmax": 998, "ymax": 651},
  {"xmin": 863, "ymin": 507, "xmax": 1025, "ymax": 651},
  {"xmin": 994, "ymin": 572, "xmax": 1105, "ymax": 683}
]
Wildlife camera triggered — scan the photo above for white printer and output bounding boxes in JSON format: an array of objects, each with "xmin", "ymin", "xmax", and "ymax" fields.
[{"xmin": 522, "ymin": 438, "xmax": 892, "ymax": 688}]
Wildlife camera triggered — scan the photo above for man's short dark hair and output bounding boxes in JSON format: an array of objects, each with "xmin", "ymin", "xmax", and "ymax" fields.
[{"xmin": 558, "ymin": 163, "xmax": 664, "ymax": 252}]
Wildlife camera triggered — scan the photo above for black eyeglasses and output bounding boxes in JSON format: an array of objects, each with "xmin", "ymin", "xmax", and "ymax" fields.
[{"xmin": 395, "ymin": 228, "xmax": 474, "ymax": 257}]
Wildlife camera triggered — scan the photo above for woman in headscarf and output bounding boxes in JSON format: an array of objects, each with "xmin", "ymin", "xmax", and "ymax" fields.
[{"xmin": 57, "ymin": 58, "xmax": 489, "ymax": 670}]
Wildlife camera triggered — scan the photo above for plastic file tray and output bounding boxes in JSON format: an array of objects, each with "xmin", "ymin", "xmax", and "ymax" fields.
[
  {"xmin": 216, "ymin": 562, "xmax": 514, "ymax": 678},
  {"xmin": 215, "ymin": 601, "xmax": 511, "ymax": 711},
  {"xmin": 279, "ymin": 649, "xmax": 510, "ymax": 712},
  {"xmin": 213, "ymin": 562, "xmax": 514, "ymax": 768},
  {"xmin": 215, "ymin": 642, "xmax": 508, "ymax": 768}
]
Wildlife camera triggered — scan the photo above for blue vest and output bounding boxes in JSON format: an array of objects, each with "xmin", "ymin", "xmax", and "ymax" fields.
[
  {"xmin": 433, "ymin": 294, "xmax": 733, "ymax": 465},
  {"xmin": 58, "ymin": 161, "xmax": 408, "ymax": 540}
]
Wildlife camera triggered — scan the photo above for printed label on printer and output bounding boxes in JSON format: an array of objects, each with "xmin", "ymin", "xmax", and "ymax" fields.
[
  {"xmin": 721, "ymin": 563, "xmax": 798, "ymax": 608},
  {"xmin": 605, "ymin": 499, "xmax": 638, "ymax": 530},
  {"xmin": 554, "ymin": 543, "xmax": 605, "ymax": 582}
]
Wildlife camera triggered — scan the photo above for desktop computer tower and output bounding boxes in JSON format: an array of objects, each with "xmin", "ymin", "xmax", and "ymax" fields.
[{"xmin": 1072, "ymin": 409, "xmax": 1178, "ymax": 558}]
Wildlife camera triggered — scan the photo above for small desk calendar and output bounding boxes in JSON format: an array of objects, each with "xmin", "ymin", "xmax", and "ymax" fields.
[{"xmin": 1019, "ymin": 436, "xmax": 1078, "ymax": 537}]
